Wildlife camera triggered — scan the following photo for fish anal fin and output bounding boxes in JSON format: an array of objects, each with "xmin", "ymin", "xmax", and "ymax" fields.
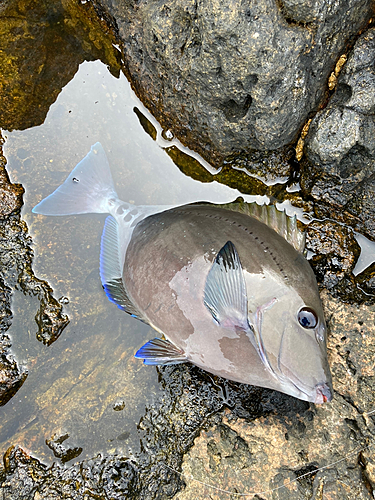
[
  {"xmin": 135, "ymin": 338, "xmax": 187, "ymax": 365},
  {"xmin": 204, "ymin": 241, "xmax": 250, "ymax": 332},
  {"xmin": 100, "ymin": 215, "xmax": 143, "ymax": 320}
]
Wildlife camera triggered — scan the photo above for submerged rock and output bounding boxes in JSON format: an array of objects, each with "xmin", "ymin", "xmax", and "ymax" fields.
[
  {"xmin": 303, "ymin": 28, "xmax": 375, "ymax": 239},
  {"xmin": 0, "ymin": 296, "xmax": 374, "ymax": 499},
  {"xmin": 45, "ymin": 434, "xmax": 83, "ymax": 464},
  {"xmin": 0, "ymin": 134, "xmax": 69, "ymax": 407},
  {"xmin": 95, "ymin": 0, "xmax": 372, "ymax": 169}
]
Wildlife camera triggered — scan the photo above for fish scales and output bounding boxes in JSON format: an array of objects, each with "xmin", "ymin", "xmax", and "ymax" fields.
[{"xmin": 125, "ymin": 205, "xmax": 328, "ymax": 394}]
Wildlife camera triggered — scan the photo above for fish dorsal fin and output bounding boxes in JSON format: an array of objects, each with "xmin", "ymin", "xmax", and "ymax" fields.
[
  {"xmin": 134, "ymin": 338, "xmax": 187, "ymax": 365},
  {"xmin": 100, "ymin": 215, "xmax": 143, "ymax": 320},
  {"xmin": 204, "ymin": 241, "xmax": 251, "ymax": 332},
  {"xmin": 209, "ymin": 199, "xmax": 305, "ymax": 253}
]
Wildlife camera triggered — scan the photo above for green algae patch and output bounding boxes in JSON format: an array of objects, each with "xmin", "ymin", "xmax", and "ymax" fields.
[{"xmin": 0, "ymin": 0, "xmax": 121, "ymax": 131}]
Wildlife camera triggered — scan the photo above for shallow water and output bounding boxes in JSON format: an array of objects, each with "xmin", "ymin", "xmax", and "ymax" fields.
[{"xmin": 1, "ymin": 59, "xmax": 270, "ymax": 464}]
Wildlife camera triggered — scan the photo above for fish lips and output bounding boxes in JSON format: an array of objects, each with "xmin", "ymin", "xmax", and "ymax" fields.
[
  {"xmin": 314, "ymin": 382, "xmax": 333, "ymax": 404},
  {"xmin": 275, "ymin": 359, "xmax": 333, "ymax": 404}
]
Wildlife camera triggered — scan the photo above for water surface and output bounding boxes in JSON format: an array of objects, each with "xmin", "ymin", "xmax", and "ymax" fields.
[{"xmin": 2, "ymin": 59, "xmax": 264, "ymax": 464}]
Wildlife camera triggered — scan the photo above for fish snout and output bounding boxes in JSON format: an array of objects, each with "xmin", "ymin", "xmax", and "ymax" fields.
[{"xmin": 314, "ymin": 382, "xmax": 333, "ymax": 404}]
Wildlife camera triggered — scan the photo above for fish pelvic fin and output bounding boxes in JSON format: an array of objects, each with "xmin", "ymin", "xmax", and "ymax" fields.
[
  {"xmin": 32, "ymin": 142, "xmax": 118, "ymax": 216},
  {"xmin": 135, "ymin": 338, "xmax": 187, "ymax": 365},
  {"xmin": 204, "ymin": 241, "xmax": 251, "ymax": 332},
  {"xmin": 100, "ymin": 216, "xmax": 143, "ymax": 320}
]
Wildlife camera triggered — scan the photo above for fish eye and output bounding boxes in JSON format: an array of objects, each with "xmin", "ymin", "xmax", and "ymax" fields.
[{"xmin": 297, "ymin": 307, "xmax": 318, "ymax": 329}]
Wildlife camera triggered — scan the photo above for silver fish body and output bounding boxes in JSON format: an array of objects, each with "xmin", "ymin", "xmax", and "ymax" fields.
[
  {"xmin": 33, "ymin": 143, "xmax": 333, "ymax": 404},
  {"xmin": 125, "ymin": 205, "xmax": 332, "ymax": 403}
]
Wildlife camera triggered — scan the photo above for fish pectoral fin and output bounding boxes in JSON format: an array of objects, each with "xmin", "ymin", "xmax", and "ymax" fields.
[
  {"xmin": 204, "ymin": 241, "xmax": 250, "ymax": 331},
  {"xmin": 134, "ymin": 338, "xmax": 187, "ymax": 365}
]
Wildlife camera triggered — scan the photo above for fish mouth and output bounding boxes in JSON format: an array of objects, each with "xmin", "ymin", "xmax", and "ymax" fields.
[
  {"xmin": 275, "ymin": 321, "xmax": 333, "ymax": 403},
  {"xmin": 314, "ymin": 382, "xmax": 333, "ymax": 404},
  {"xmin": 255, "ymin": 308, "xmax": 333, "ymax": 403}
]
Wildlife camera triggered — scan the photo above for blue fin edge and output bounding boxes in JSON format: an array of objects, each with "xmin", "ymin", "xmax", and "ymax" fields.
[{"xmin": 135, "ymin": 338, "xmax": 187, "ymax": 365}]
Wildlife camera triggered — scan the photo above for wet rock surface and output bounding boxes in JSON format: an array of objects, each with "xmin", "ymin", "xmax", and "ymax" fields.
[
  {"xmin": 0, "ymin": 134, "xmax": 69, "ymax": 405},
  {"xmin": 45, "ymin": 433, "xmax": 83, "ymax": 464},
  {"xmin": 303, "ymin": 27, "xmax": 375, "ymax": 239},
  {"xmin": 94, "ymin": 0, "xmax": 372, "ymax": 169},
  {"xmin": 0, "ymin": 0, "xmax": 121, "ymax": 131},
  {"xmin": 1, "ymin": 0, "xmax": 375, "ymax": 499},
  {"xmin": 1, "ymin": 295, "xmax": 374, "ymax": 498},
  {"xmin": 306, "ymin": 220, "xmax": 365, "ymax": 303},
  {"xmin": 0, "ymin": 333, "xmax": 28, "ymax": 407}
]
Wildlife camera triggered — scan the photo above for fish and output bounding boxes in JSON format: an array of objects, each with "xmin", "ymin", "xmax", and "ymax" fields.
[{"xmin": 33, "ymin": 143, "xmax": 333, "ymax": 404}]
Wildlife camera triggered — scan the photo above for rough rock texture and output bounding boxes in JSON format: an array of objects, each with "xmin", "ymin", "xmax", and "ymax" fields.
[
  {"xmin": 306, "ymin": 219, "xmax": 365, "ymax": 303},
  {"xmin": 95, "ymin": 0, "xmax": 372, "ymax": 167},
  {"xmin": 0, "ymin": 295, "xmax": 374, "ymax": 499},
  {"xmin": 303, "ymin": 27, "xmax": 375, "ymax": 239},
  {"xmin": 0, "ymin": 133, "xmax": 69, "ymax": 406},
  {"xmin": 1, "ymin": 0, "xmax": 375, "ymax": 498},
  {"xmin": 0, "ymin": 316, "xmax": 28, "ymax": 407}
]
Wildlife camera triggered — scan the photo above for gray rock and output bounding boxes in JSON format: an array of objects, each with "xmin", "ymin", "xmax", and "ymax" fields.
[
  {"xmin": 280, "ymin": 0, "xmax": 322, "ymax": 23},
  {"xmin": 0, "ymin": 134, "xmax": 69, "ymax": 407},
  {"xmin": 1, "ymin": 295, "xmax": 374, "ymax": 500},
  {"xmin": 0, "ymin": 333, "xmax": 28, "ymax": 407},
  {"xmin": 96, "ymin": 0, "xmax": 372, "ymax": 165},
  {"xmin": 303, "ymin": 28, "xmax": 375, "ymax": 238}
]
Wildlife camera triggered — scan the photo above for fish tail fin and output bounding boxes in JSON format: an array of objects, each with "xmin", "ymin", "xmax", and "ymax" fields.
[{"xmin": 32, "ymin": 142, "xmax": 118, "ymax": 216}]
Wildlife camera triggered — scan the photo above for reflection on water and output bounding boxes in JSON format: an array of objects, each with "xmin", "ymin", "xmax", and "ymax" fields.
[
  {"xmin": 2, "ymin": 60, "xmax": 266, "ymax": 464},
  {"xmin": 353, "ymin": 232, "xmax": 375, "ymax": 276}
]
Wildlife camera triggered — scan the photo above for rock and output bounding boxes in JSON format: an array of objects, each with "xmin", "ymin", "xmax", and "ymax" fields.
[
  {"xmin": 280, "ymin": 0, "xmax": 322, "ymax": 23},
  {"xmin": 174, "ymin": 293, "xmax": 375, "ymax": 500},
  {"xmin": 1, "ymin": 295, "xmax": 374, "ymax": 499},
  {"xmin": 0, "ymin": 0, "xmax": 121, "ymax": 132},
  {"xmin": 0, "ymin": 335, "xmax": 28, "ymax": 407},
  {"xmin": 0, "ymin": 140, "xmax": 28, "ymax": 406},
  {"xmin": 306, "ymin": 219, "xmax": 366, "ymax": 303},
  {"xmin": 0, "ymin": 137, "xmax": 24, "ymax": 217},
  {"xmin": 303, "ymin": 28, "xmax": 375, "ymax": 239},
  {"xmin": 95, "ymin": 0, "xmax": 372, "ymax": 167},
  {"xmin": 45, "ymin": 433, "xmax": 83, "ymax": 464},
  {"xmin": 0, "ymin": 182, "xmax": 23, "ymax": 218},
  {"xmin": 1, "ymin": 1, "xmax": 375, "ymax": 498}
]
